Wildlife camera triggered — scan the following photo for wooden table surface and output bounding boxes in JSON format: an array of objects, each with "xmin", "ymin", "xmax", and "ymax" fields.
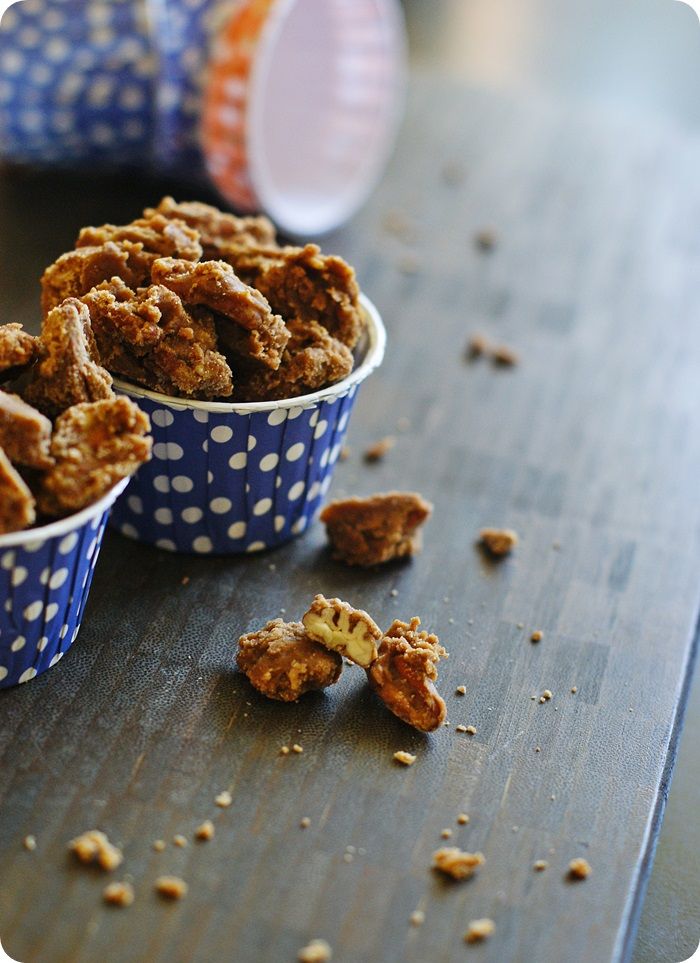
[{"xmin": 2, "ymin": 50, "xmax": 700, "ymax": 963}]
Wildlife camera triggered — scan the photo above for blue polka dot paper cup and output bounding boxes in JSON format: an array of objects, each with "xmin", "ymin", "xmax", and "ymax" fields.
[
  {"xmin": 110, "ymin": 295, "xmax": 385, "ymax": 555},
  {"xmin": 0, "ymin": 477, "xmax": 129, "ymax": 688}
]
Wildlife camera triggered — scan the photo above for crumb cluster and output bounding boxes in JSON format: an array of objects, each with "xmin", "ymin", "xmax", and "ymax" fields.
[{"xmin": 320, "ymin": 492, "xmax": 433, "ymax": 567}]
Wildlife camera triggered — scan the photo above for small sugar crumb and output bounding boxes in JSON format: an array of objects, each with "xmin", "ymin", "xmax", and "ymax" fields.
[
  {"xmin": 533, "ymin": 860, "xmax": 548, "ymax": 872},
  {"xmin": 530, "ymin": 630, "xmax": 543, "ymax": 643},
  {"xmin": 364, "ymin": 436, "xmax": 396, "ymax": 462},
  {"xmin": 339, "ymin": 446, "xmax": 351, "ymax": 462},
  {"xmin": 464, "ymin": 918, "xmax": 495, "ymax": 943},
  {"xmin": 516, "ymin": 622, "xmax": 525, "ymax": 629},
  {"xmin": 491, "ymin": 344, "xmax": 519, "ymax": 367},
  {"xmin": 465, "ymin": 725, "xmax": 477, "ymax": 735},
  {"xmin": 173, "ymin": 834, "xmax": 187, "ymax": 848},
  {"xmin": 298, "ymin": 938, "xmax": 332, "ymax": 963},
  {"xmin": 152, "ymin": 839, "xmax": 166, "ymax": 852},
  {"xmin": 432, "ymin": 847, "xmax": 485, "ymax": 880},
  {"xmin": 69, "ymin": 830, "xmax": 123, "ymax": 871},
  {"xmin": 457, "ymin": 813, "xmax": 470, "ymax": 825},
  {"xmin": 455, "ymin": 724, "xmax": 468, "ymax": 733},
  {"xmin": 215, "ymin": 790, "xmax": 232, "ymax": 808},
  {"xmin": 456, "ymin": 685, "xmax": 467, "ymax": 695},
  {"xmin": 441, "ymin": 828, "xmax": 453, "ymax": 839},
  {"xmin": 568, "ymin": 857, "xmax": 592, "ymax": 880},
  {"xmin": 268, "ymin": 563, "xmax": 276, "ymax": 572},
  {"xmin": 195, "ymin": 820, "xmax": 215, "ymax": 842},
  {"xmin": 155, "ymin": 875, "xmax": 188, "ymax": 900},
  {"xmin": 390, "ymin": 588, "xmax": 399, "ymax": 597},
  {"xmin": 292, "ymin": 744, "xmax": 304, "ymax": 754},
  {"xmin": 393, "ymin": 750, "xmax": 416, "ymax": 766},
  {"xmin": 181, "ymin": 576, "xmax": 190, "ymax": 586},
  {"xmin": 343, "ymin": 852, "xmax": 354, "ymax": 863},
  {"xmin": 280, "ymin": 745, "xmax": 290, "ymax": 755},
  {"xmin": 570, "ymin": 686, "xmax": 578, "ymax": 694},
  {"xmin": 410, "ymin": 909, "xmax": 426, "ymax": 926},
  {"xmin": 396, "ymin": 253, "xmax": 419, "ymax": 276},
  {"xmin": 23, "ymin": 835, "xmax": 36, "ymax": 852},
  {"xmin": 300, "ymin": 817, "xmax": 311, "ymax": 829},
  {"xmin": 541, "ymin": 690, "xmax": 553, "ymax": 701},
  {"xmin": 535, "ymin": 746, "xmax": 541, "ymax": 752},
  {"xmin": 396, "ymin": 417, "xmax": 411, "ymax": 432},
  {"xmin": 479, "ymin": 528, "xmax": 518, "ymax": 557},
  {"xmin": 467, "ymin": 332, "xmax": 489, "ymax": 359},
  {"xmin": 474, "ymin": 227, "xmax": 498, "ymax": 252},
  {"xmin": 383, "ymin": 210, "xmax": 414, "ymax": 240},
  {"xmin": 103, "ymin": 881, "xmax": 135, "ymax": 907}
]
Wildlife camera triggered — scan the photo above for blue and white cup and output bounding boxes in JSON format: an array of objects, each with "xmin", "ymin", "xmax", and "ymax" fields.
[
  {"xmin": 110, "ymin": 295, "xmax": 385, "ymax": 554},
  {"xmin": 0, "ymin": 477, "xmax": 129, "ymax": 688}
]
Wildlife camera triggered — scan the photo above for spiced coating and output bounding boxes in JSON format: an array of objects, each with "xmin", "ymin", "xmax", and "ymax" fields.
[
  {"xmin": 320, "ymin": 492, "xmax": 433, "ymax": 567},
  {"xmin": 0, "ymin": 323, "xmax": 40, "ymax": 379},
  {"xmin": 147, "ymin": 196, "xmax": 276, "ymax": 260},
  {"xmin": 0, "ymin": 447, "xmax": 35, "ymax": 534},
  {"xmin": 367, "ymin": 617, "xmax": 448, "ymax": 732},
  {"xmin": 237, "ymin": 619, "xmax": 343, "ymax": 702},
  {"xmin": 41, "ymin": 241, "xmax": 145, "ymax": 315},
  {"xmin": 0, "ymin": 390, "xmax": 53, "ymax": 469},
  {"xmin": 24, "ymin": 299, "xmax": 113, "ymax": 417}
]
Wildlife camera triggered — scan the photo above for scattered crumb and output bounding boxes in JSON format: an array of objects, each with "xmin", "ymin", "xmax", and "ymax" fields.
[
  {"xmin": 396, "ymin": 253, "xmax": 419, "ymax": 276},
  {"xmin": 300, "ymin": 817, "xmax": 311, "ymax": 829},
  {"xmin": 364, "ymin": 436, "xmax": 396, "ymax": 462},
  {"xmin": 383, "ymin": 210, "xmax": 414, "ymax": 240},
  {"xmin": 181, "ymin": 576, "xmax": 190, "ymax": 586},
  {"xmin": 455, "ymin": 724, "xmax": 468, "ymax": 733},
  {"xmin": 155, "ymin": 875, "xmax": 188, "ymax": 900},
  {"xmin": 465, "ymin": 725, "xmax": 477, "ymax": 735},
  {"xmin": 441, "ymin": 828, "xmax": 453, "ymax": 839},
  {"xmin": 530, "ymin": 630, "xmax": 543, "ymax": 643},
  {"xmin": 103, "ymin": 881, "xmax": 135, "ymax": 907},
  {"xmin": 534, "ymin": 860, "xmax": 548, "ymax": 872},
  {"xmin": 343, "ymin": 852, "xmax": 354, "ymax": 863},
  {"xmin": 570, "ymin": 686, "xmax": 578, "ymax": 694},
  {"xmin": 474, "ymin": 228, "xmax": 497, "ymax": 252},
  {"xmin": 215, "ymin": 791, "xmax": 232, "ymax": 808},
  {"xmin": 393, "ymin": 750, "xmax": 417, "ymax": 766},
  {"xmin": 268, "ymin": 563, "xmax": 276, "ymax": 572},
  {"xmin": 464, "ymin": 918, "xmax": 495, "ymax": 943},
  {"xmin": 550, "ymin": 794, "xmax": 556, "ymax": 800},
  {"xmin": 568, "ymin": 857, "xmax": 591, "ymax": 880},
  {"xmin": 396, "ymin": 416, "xmax": 411, "ymax": 432},
  {"xmin": 339, "ymin": 446, "xmax": 351, "ymax": 462},
  {"xmin": 23, "ymin": 835, "xmax": 36, "ymax": 852},
  {"xmin": 552, "ymin": 540, "xmax": 561, "ymax": 550},
  {"xmin": 456, "ymin": 685, "xmax": 467, "ymax": 695},
  {"xmin": 491, "ymin": 344, "xmax": 519, "ymax": 367},
  {"xmin": 69, "ymin": 830, "xmax": 123, "ymax": 871},
  {"xmin": 152, "ymin": 839, "xmax": 166, "ymax": 852},
  {"xmin": 457, "ymin": 813, "xmax": 470, "ymax": 825},
  {"xmin": 173, "ymin": 834, "xmax": 187, "ymax": 848},
  {"xmin": 292, "ymin": 743, "xmax": 304, "ymax": 754},
  {"xmin": 410, "ymin": 909, "xmax": 426, "ymax": 926},
  {"xmin": 535, "ymin": 746, "xmax": 541, "ymax": 752},
  {"xmin": 432, "ymin": 847, "xmax": 485, "ymax": 880},
  {"xmin": 479, "ymin": 528, "xmax": 518, "ymax": 557},
  {"xmin": 298, "ymin": 938, "xmax": 332, "ymax": 963},
  {"xmin": 280, "ymin": 745, "xmax": 290, "ymax": 755},
  {"xmin": 541, "ymin": 690, "xmax": 553, "ymax": 701},
  {"xmin": 466, "ymin": 333, "xmax": 489, "ymax": 359},
  {"xmin": 448, "ymin": 617, "xmax": 455, "ymax": 625},
  {"xmin": 516, "ymin": 622, "xmax": 525, "ymax": 629},
  {"xmin": 195, "ymin": 820, "xmax": 215, "ymax": 842},
  {"xmin": 390, "ymin": 588, "xmax": 399, "ymax": 597}
]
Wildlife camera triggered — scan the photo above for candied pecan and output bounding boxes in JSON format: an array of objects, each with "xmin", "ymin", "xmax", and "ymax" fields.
[
  {"xmin": 0, "ymin": 446, "xmax": 35, "ymax": 534},
  {"xmin": 77, "ymin": 212, "xmax": 202, "ymax": 277},
  {"xmin": 0, "ymin": 323, "xmax": 39, "ymax": 379},
  {"xmin": 147, "ymin": 196, "xmax": 276, "ymax": 260},
  {"xmin": 367, "ymin": 617, "xmax": 447, "ymax": 732},
  {"xmin": 151, "ymin": 257, "xmax": 289, "ymax": 371},
  {"xmin": 320, "ymin": 492, "xmax": 433, "ymax": 567},
  {"xmin": 81, "ymin": 279, "xmax": 233, "ymax": 399},
  {"xmin": 37, "ymin": 397, "xmax": 151, "ymax": 517},
  {"xmin": 0, "ymin": 390, "xmax": 53, "ymax": 469},
  {"xmin": 40, "ymin": 241, "xmax": 144, "ymax": 315},
  {"xmin": 233, "ymin": 319, "xmax": 352, "ymax": 401},
  {"xmin": 237, "ymin": 619, "xmax": 343, "ymax": 702},
  {"xmin": 24, "ymin": 299, "xmax": 113, "ymax": 417},
  {"xmin": 302, "ymin": 594, "xmax": 382, "ymax": 668}
]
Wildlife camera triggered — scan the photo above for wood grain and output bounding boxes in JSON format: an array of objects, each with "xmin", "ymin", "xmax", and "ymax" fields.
[{"xmin": 1, "ymin": 76, "xmax": 700, "ymax": 962}]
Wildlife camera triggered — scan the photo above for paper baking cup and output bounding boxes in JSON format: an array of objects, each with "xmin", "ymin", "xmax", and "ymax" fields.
[
  {"xmin": 110, "ymin": 294, "xmax": 385, "ymax": 555},
  {"xmin": 0, "ymin": 478, "xmax": 129, "ymax": 688}
]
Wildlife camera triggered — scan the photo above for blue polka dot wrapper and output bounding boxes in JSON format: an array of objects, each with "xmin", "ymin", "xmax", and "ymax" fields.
[
  {"xmin": 0, "ymin": 478, "xmax": 129, "ymax": 688},
  {"xmin": 110, "ymin": 296, "xmax": 386, "ymax": 555}
]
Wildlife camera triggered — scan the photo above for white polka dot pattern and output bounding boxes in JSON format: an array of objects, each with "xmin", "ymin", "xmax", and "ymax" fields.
[{"xmin": 110, "ymin": 386, "xmax": 360, "ymax": 555}]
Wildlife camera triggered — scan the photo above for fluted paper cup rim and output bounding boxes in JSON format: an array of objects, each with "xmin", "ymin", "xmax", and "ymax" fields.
[
  {"xmin": 0, "ymin": 477, "xmax": 129, "ymax": 550},
  {"xmin": 113, "ymin": 293, "xmax": 386, "ymax": 414}
]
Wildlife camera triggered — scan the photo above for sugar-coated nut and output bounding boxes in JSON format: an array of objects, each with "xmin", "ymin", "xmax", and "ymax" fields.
[
  {"xmin": 568, "ymin": 857, "xmax": 592, "ymax": 880},
  {"xmin": 103, "ymin": 881, "xmax": 135, "ymax": 907},
  {"xmin": 464, "ymin": 918, "xmax": 495, "ymax": 943},
  {"xmin": 302, "ymin": 594, "xmax": 382, "ymax": 667},
  {"xmin": 155, "ymin": 875, "xmax": 188, "ymax": 899},
  {"xmin": 479, "ymin": 527, "xmax": 518, "ymax": 556},
  {"xmin": 297, "ymin": 938, "xmax": 332, "ymax": 962},
  {"xmin": 431, "ymin": 847, "xmax": 485, "ymax": 880}
]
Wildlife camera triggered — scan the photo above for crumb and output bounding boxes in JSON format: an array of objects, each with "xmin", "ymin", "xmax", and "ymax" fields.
[
  {"xmin": 457, "ymin": 813, "xmax": 470, "ymax": 825},
  {"xmin": 466, "ymin": 332, "xmax": 489, "ymax": 359},
  {"xmin": 568, "ymin": 857, "xmax": 592, "ymax": 880},
  {"xmin": 23, "ymin": 835, "xmax": 36, "ymax": 852},
  {"xmin": 364, "ymin": 435, "xmax": 396, "ymax": 462},
  {"xmin": 280, "ymin": 746, "xmax": 290, "ymax": 755},
  {"xmin": 181, "ymin": 576, "xmax": 190, "ymax": 585},
  {"xmin": 512, "ymin": 825, "xmax": 519, "ymax": 832},
  {"xmin": 195, "ymin": 820, "xmax": 214, "ymax": 841},
  {"xmin": 69, "ymin": 830, "xmax": 123, "ymax": 871},
  {"xmin": 552, "ymin": 540, "xmax": 561, "ymax": 550},
  {"xmin": 339, "ymin": 446, "xmax": 351, "ymax": 461},
  {"xmin": 396, "ymin": 253, "xmax": 419, "ymax": 276},
  {"xmin": 517, "ymin": 622, "xmax": 524, "ymax": 629},
  {"xmin": 103, "ymin": 881, "xmax": 135, "ymax": 907},
  {"xmin": 268, "ymin": 563, "xmax": 276, "ymax": 571},
  {"xmin": 292, "ymin": 744, "xmax": 304, "ymax": 754},
  {"xmin": 539, "ymin": 697, "xmax": 546, "ymax": 704},
  {"xmin": 300, "ymin": 817, "xmax": 311, "ymax": 829},
  {"xmin": 479, "ymin": 528, "xmax": 518, "ymax": 556},
  {"xmin": 393, "ymin": 751, "xmax": 417, "ymax": 766},
  {"xmin": 343, "ymin": 853, "xmax": 353, "ymax": 863},
  {"xmin": 533, "ymin": 859, "xmax": 548, "ymax": 871},
  {"xmin": 491, "ymin": 344, "xmax": 519, "ymax": 367},
  {"xmin": 441, "ymin": 828, "xmax": 453, "ymax": 839},
  {"xmin": 302, "ymin": 594, "xmax": 382, "ymax": 667},
  {"xmin": 474, "ymin": 228, "xmax": 497, "ymax": 251},
  {"xmin": 153, "ymin": 839, "xmax": 166, "ymax": 852},
  {"xmin": 155, "ymin": 875, "xmax": 188, "ymax": 900},
  {"xmin": 396, "ymin": 416, "xmax": 411, "ymax": 431},
  {"xmin": 173, "ymin": 834, "xmax": 187, "ymax": 848},
  {"xmin": 382, "ymin": 211, "xmax": 414, "ymax": 240},
  {"xmin": 390, "ymin": 588, "xmax": 399, "ymax": 597},
  {"xmin": 215, "ymin": 791, "xmax": 232, "ymax": 808},
  {"xmin": 464, "ymin": 918, "xmax": 495, "ymax": 943},
  {"xmin": 410, "ymin": 909, "xmax": 426, "ymax": 926},
  {"xmin": 550, "ymin": 794, "xmax": 556, "ymax": 800},
  {"xmin": 571, "ymin": 686, "xmax": 578, "ymax": 694},
  {"xmin": 465, "ymin": 725, "xmax": 477, "ymax": 735},
  {"xmin": 297, "ymin": 938, "xmax": 332, "ymax": 963},
  {"xmin": 321, "ymin": 491, "xmax": 432, "ymax": 567},
  {"xmin": 530, "ymin": 630, "xmax": 543, "ymax": 643},
  {"xmin": 456, "ymin": 685, "xmax": 467, "ymax": 695},
  {"xmin": 455, "ymin": 724, "xmax": 468, "ymax": 733},
  {"xmin": 432, "ymin": 847, "xmax": 485, "ymax": 880},
  {"xmin": 541, "ymin": 690, "xmax": 553, "ymax": 701},
  {"xmin": 535, "ymin": 746, "xmax": 541, "ymax": 752},
  {"xmin": 448, "ymin": 617, "xmax": 455, "ymax": 624}
]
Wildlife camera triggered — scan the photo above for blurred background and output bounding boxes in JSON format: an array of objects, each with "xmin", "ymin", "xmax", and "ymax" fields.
[{"xmin": 1, "ymin": 0, "xmax": 699, "ymax": 959}]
